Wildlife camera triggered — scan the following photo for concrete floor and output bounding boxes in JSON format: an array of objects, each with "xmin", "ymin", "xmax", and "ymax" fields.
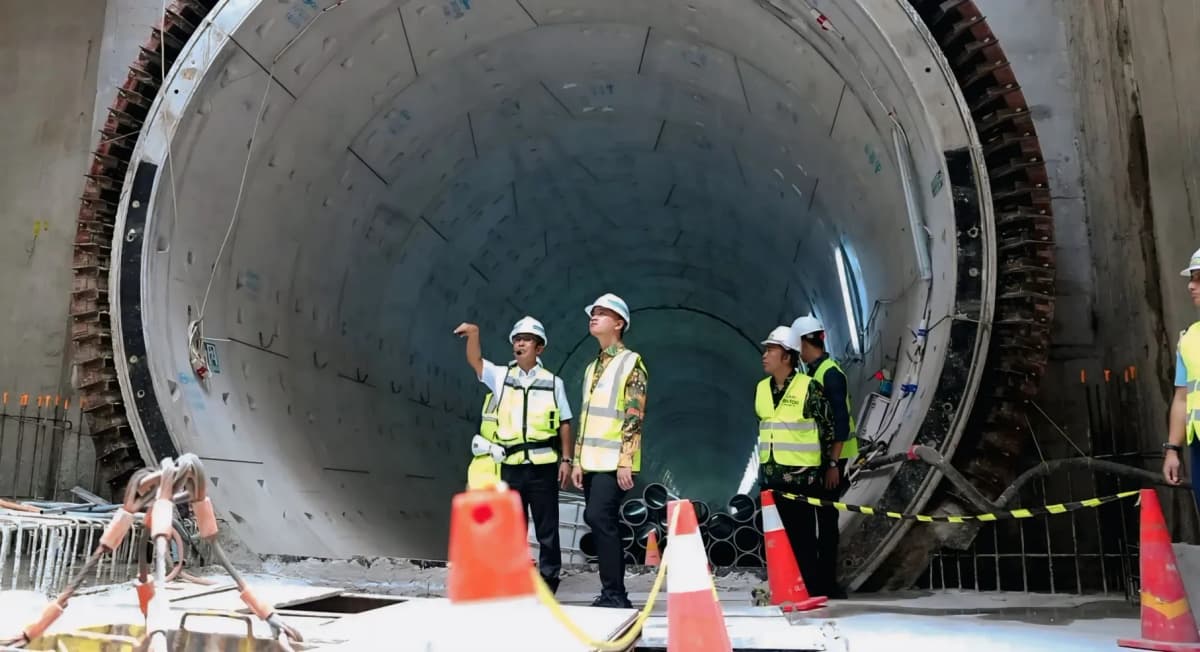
[{"xmin": 0, "ymin": 570, "xmax": 1148, "ymax": 651}]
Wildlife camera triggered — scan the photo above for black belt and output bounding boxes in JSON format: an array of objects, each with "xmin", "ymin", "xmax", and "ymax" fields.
[{"xmin": 502, "ymin": 437, "xmax": 560, "ymax": 458}]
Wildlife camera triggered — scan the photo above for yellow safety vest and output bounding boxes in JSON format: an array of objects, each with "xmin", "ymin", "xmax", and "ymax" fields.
[
  {"xmin": 755, "ymin": 374, "xmax": 820, "ymax": 467},
  {"xmin": 811, "ymin": 357, "xmax": 860, "ymax": 460},
  {"xmin": 466, "ymin": 394, "xmax": 501, "ymax": 489},
  {"xmin": 579, "ymin": 349, "xmax": 645, "ymax": 473},
  {"xmin": 1179, "ymin": 323, "xmax": 1200, "ymax": 445},
  {"xmin": 494, "ymin": 365, "xmax": 562, "ymax": 465}
]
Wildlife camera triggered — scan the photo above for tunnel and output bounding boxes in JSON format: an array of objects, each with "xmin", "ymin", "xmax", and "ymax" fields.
[{"xmin": 72, "ymin": 0, "xmax": 1055, "ymax": 591}]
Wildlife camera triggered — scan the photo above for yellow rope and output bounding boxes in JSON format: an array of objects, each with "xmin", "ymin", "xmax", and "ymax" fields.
[{"xmin": 533, "ymin": 505, "xmax": 681, "ymax": 650}]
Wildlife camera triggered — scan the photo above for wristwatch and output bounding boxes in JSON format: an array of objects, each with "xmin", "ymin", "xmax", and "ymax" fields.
[
  {"xmin": 1163, "ymin": 442, "xmax": 1184, "ymax": 454},
  {"xmin": 561, "ymin": 457, "xmax": 574, "ymax": 465}
]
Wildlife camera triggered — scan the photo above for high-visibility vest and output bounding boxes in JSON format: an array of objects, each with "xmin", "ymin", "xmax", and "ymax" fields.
[
  {"xmin": 494, "ymin": 364, "xmax": 562, "ymax": 465},
  {"xmin": 466, "ymin": 394, "xmax": 501, "ymax": 489},
  {"xmin": 755, "ymin": 374, "xmax": 820, "ymax": 467},
  {"xmin": 811, "ymin": 357, "xmax": 859, "ymax": 460},
  {"xmin": 1179, "ymin": 323, "xmax": 1200, "ymax": 446},
  {"xmin": 578, "ymin": 349, "xmax": 645, "ymax": 473}
]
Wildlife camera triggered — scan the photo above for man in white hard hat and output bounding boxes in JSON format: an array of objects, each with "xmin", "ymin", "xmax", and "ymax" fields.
[
  {"xmin": 453, "ymin": 316, "xmax": 574, "ymax": 594},
  {"xmin": 1163, "ymin": 248, "xmax": 1200, "ymax": 512},
  {"xmin": 571, "ymin": 293, "xmax": 647, "ymax": 608},
  {"xmin": 789, "ymin": 314, "xmax": 856, "ymax": 598},
  {"xmin": 755, "ymin": 325, "xmax": 837, "ymax": 599}
]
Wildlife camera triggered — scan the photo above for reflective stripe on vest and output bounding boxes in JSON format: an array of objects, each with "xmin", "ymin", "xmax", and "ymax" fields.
[
  {"xmin": 755, "ymin": 375, "xmax": 821, "ymax": 467},
  {"xmin": 495, "ymin": 366, "xmax": 561, "ymax": 465},
  {"xmin": 579, "ymin": 350, "xmax": 642, "ymax": 472},
  {"xmin": 812, "ymin": 357, "xmax": 859, "ymax": 460},
  {"xmin": 1179, "ymin": 324, "xmax": 1200, "ymax": 446}
]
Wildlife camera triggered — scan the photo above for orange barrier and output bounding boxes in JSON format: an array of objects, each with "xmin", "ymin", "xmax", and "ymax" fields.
[
  {"xmin": 665, "ymin": 499, "xmax": 732, "ymax": 652},
  {"xmin": 1117, "ymin": 489, "xmax": 1200, "ymax": 651},
  {"xmin": 645, "ymin": 529, "xmax": 661, "ymax": 566},
  {"xmin": 447, "ymin": 484, "xmax": 535, "ymax": 603},
  {"xmin": 760, "ymin": 490, "xmax": 827, "ymax": 612}
]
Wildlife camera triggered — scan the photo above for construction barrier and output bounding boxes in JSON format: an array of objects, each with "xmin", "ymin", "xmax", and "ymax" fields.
[
  {"xmin": 775, "ymin": 488, "xmax": 1140, "ymax": 521},
  {"xmin": 1117, "ymin": 489, "xmax": 1200, "ymax": 651}
]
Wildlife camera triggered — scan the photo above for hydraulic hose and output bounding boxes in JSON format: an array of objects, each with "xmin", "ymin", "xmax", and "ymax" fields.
[{"xmin": 859, "ymin": 444, "xmax": 1194, "ymax": 513}]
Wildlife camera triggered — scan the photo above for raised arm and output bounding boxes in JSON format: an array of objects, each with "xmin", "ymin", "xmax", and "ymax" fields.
[{"xmin": 453, "ymin": 322, "xmax": 484, "ymax": 379}]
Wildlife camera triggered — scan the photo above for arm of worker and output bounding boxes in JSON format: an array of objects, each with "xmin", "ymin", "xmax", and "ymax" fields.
[
  {"xmin": 616, "ymin": 363, "xmax": 647, "ymax": 491},
  {"xmin": 555, "ymin": 377, "xmax": 574, "ymax": 488},
  {"xmin": 1165, "ymin": 351, "xmax": 1188, "ymax": 485},
  {"xmin": 453, "ymin": 322, "xmax": 485, "ymax": 380},
  {"xmin": 821, "ymin": 365, "xmax": 852, "ymax": 460},
  {"xmin": 803, "ymin": 381, "xmax": 838, "ymax": 488}
]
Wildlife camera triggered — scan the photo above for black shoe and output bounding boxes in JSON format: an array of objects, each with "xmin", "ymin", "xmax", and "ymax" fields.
[
  {"xmin": 543, "ymin": 575, "xmax": 560, "ymax": 595},
  {"xmin": 590, "ymin": 592, "xmax": 633, "ymax": 608}
]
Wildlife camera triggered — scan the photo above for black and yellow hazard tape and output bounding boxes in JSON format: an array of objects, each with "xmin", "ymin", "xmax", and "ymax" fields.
[{"xmin": 774, "ymin": 489, "xmax": 1139, "ymax": 522}]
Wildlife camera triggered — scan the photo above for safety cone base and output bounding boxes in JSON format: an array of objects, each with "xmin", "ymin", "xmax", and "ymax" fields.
[
  {"xmin": 1116, "ymin": 637, "xmax": 1200, "ymax": 652},
  {"xmin": 778, "ymin": 595, "xmax": 828, "ymax": 613}
]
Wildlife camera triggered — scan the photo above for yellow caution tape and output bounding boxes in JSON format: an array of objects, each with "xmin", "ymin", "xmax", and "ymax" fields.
[
  {"xmin": 533, "ymin": 504, "xmax": 680, "ymax": 650},
  {"xmin": 774, "ymin": 489, "xmax": 1140, "ymax": 522}
]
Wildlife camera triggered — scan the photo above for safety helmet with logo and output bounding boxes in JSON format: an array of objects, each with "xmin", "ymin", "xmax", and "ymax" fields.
[
  {"xmin": 787, "ymin": 314, "xmax": 825, "ymax": 350},
  {"xmin": 584, "ymin": 293, "xmax": 632, "ymax": 333},
  {"xmin": 509, "ymin": 316, "xmax": 548, "ymax": 347},
  {"xmin": 761, "ymin": 326, "xmax": 796, "ymax": 351},
  {"xmin": 1180, "ymin": 247, "xmax": 1200, "ymax": 277}
]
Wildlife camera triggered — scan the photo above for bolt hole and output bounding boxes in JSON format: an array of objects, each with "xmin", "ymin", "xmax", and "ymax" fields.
[
  {"xmin": 925, "ymin": 66, "xmax": 932, "ymax": 73},
  {"xmin": 136, "ymin": 389, "xmax": 145, "ymax": 399}
]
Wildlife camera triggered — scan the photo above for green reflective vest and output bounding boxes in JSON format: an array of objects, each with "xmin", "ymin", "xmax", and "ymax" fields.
[
  {"xmin": 466, "ymin": 394, "xmax": 501, "ymax": 489},
  {"xmin": 755, "ymin": 374, "xmax": 820, "ymax": 467},
  {"xmin": 494, "ymin": 365, "xmax": 562, "ymax": 465},
  {"xmin": 811, "ymin": 357, "xmax": 859, "ymax": 460},
  {"xmin": 579, "ymin": 350, "xmax": 645, "ymax": 473},
  {"xmin": 1179, "ymin": 324, "xmax": 1200, "ymax": 446}
]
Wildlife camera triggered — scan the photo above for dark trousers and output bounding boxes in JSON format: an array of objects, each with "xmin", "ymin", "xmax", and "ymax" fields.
[
  {"xmin": 501, "ymin": 463, "xmax": 561, "ymax": 591},
  {"xmin": 583, "ymin": 471, "xmax": 629, "ymax": 598},
  {"xmin": 772, "ymin": 463, "xmax": 847, "ymax": 596}
]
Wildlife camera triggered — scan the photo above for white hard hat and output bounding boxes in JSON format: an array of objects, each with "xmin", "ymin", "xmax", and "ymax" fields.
[
  {"xmin": 788, "ymin": 314, "xmax": 825, "ymax": 349},
  {"xmin": 761, "ymin": 326, "xmax": 795, "ymax": 350},
  {"xmin": 1181, "ymin": 247, "xmax": 1200, "ymax": 276},
  {"xmin": 509, "ymin": 316, "xmax": 547, "ymax": 346},
  {"xmin": 584, "ymin": 293, "xmax": 632, "ymax": 332}
]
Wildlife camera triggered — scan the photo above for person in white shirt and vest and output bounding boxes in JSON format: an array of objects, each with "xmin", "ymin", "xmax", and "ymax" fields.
[
  {"xmin": 454, "ymin": 316, "xmax": 574, "ymax": 594},
  {"xmin": 570, "ymin": 293, "xmax": 647, "ymax": 609},
  {"xmin": 790, "ymin": 315, "xmax": 858, "ymax": 598},
  {"xmin": 756, "ymin": 325, "xmax": 837, "ymax": 598},
  {"xmin": 1163, "ymin": 247, "xmax": 1200, "ymax": 512}
]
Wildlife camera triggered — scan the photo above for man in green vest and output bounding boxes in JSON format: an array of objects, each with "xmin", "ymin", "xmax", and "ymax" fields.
[
  {"xmin": 790, "ymin": 315, "xmax": 856, "ymax": 598},
  {"xmin": 1164, "ymin": 247, "xmax": 1200, "ymax": 512},
  {"xmin": 454, "ymin": 316, "xmax": 574, "ymax": 594},
  {"xmin": 571, "ymin": 293, "xmax": 647, "ymax": 609},
  {"xmin": 756, "ymin": 325, "xmax": 836, "ymax": 598}
]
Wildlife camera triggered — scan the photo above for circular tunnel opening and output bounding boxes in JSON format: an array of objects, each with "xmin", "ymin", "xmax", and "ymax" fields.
[{"xmin": 78, "ymin": 0, "xmax": 1035, "ymax": 590}]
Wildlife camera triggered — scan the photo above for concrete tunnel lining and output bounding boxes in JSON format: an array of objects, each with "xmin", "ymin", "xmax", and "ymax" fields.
[{"xmin": 105, "ymin": 0, "xmax": 994, "ymax": 583}]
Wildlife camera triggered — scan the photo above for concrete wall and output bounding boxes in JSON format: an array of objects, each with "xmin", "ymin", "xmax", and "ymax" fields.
[
  {"xmin": 0, "ymin": 0, "xmax": 109, "ymax": 498},
  {"xmin": 979, "ymin": 0, "xmax": 1200, "ymax": 538}
]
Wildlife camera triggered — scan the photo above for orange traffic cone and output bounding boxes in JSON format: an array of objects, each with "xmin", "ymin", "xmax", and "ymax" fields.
[
  {"xmin": 664, "ymin": 499, "xmax": 732, "ymax": 652},
  {"xmin": 1117, "ymin": 489, "xmax": 1200, "ymax": 651},
  {"xmin": 447, "ymin": 485, "xmax": 534, "ymax": 603},
  {"xmin": 645, "ymin": 529, "xmax": 661, "ymax": 566},
  {"xmin": 760, "ymin": 490, "xmax": 827, "ymax": 612}
]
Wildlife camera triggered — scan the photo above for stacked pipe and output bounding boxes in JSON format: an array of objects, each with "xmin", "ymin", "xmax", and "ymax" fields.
[{"xmin": 602, "ymin": 483, "xmax": 765, "ymax": 569}]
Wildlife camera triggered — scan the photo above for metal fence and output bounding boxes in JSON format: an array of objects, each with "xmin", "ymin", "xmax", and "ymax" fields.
[
  {"xmin": 0, "ymin": 392, "xmax": 98, "ymax": 502},
  {"xmin": 918, "ymin": 368, "xmax": 1161, "ymax": 599}
]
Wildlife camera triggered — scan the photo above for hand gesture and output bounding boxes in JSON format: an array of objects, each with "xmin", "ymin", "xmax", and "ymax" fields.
[
  {"xmin": 453, "ymin": 322, "xmax": 478, "ymax": 337},
  {"xmin": 1163, "ymin": 450, "xmax": 1183, "ymax": 485}
]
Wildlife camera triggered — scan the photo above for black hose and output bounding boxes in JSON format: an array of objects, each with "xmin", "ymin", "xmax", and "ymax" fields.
[
  {"xmin": 870, "ymin": 445, "xmax": 1194, "ymax": 514},
  {"xmin": 996, "ymin": 456, "xmax": 1192, "ymax": 508}
]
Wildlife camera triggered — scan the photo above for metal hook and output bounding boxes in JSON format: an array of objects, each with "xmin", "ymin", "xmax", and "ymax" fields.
[
  {"xmin": 312, "ymin": 351, "xmax": 328, "ymax": 370},
  {"xmin": 258, "ymin": 331, "xmax": 277, "ymax": 349}
]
